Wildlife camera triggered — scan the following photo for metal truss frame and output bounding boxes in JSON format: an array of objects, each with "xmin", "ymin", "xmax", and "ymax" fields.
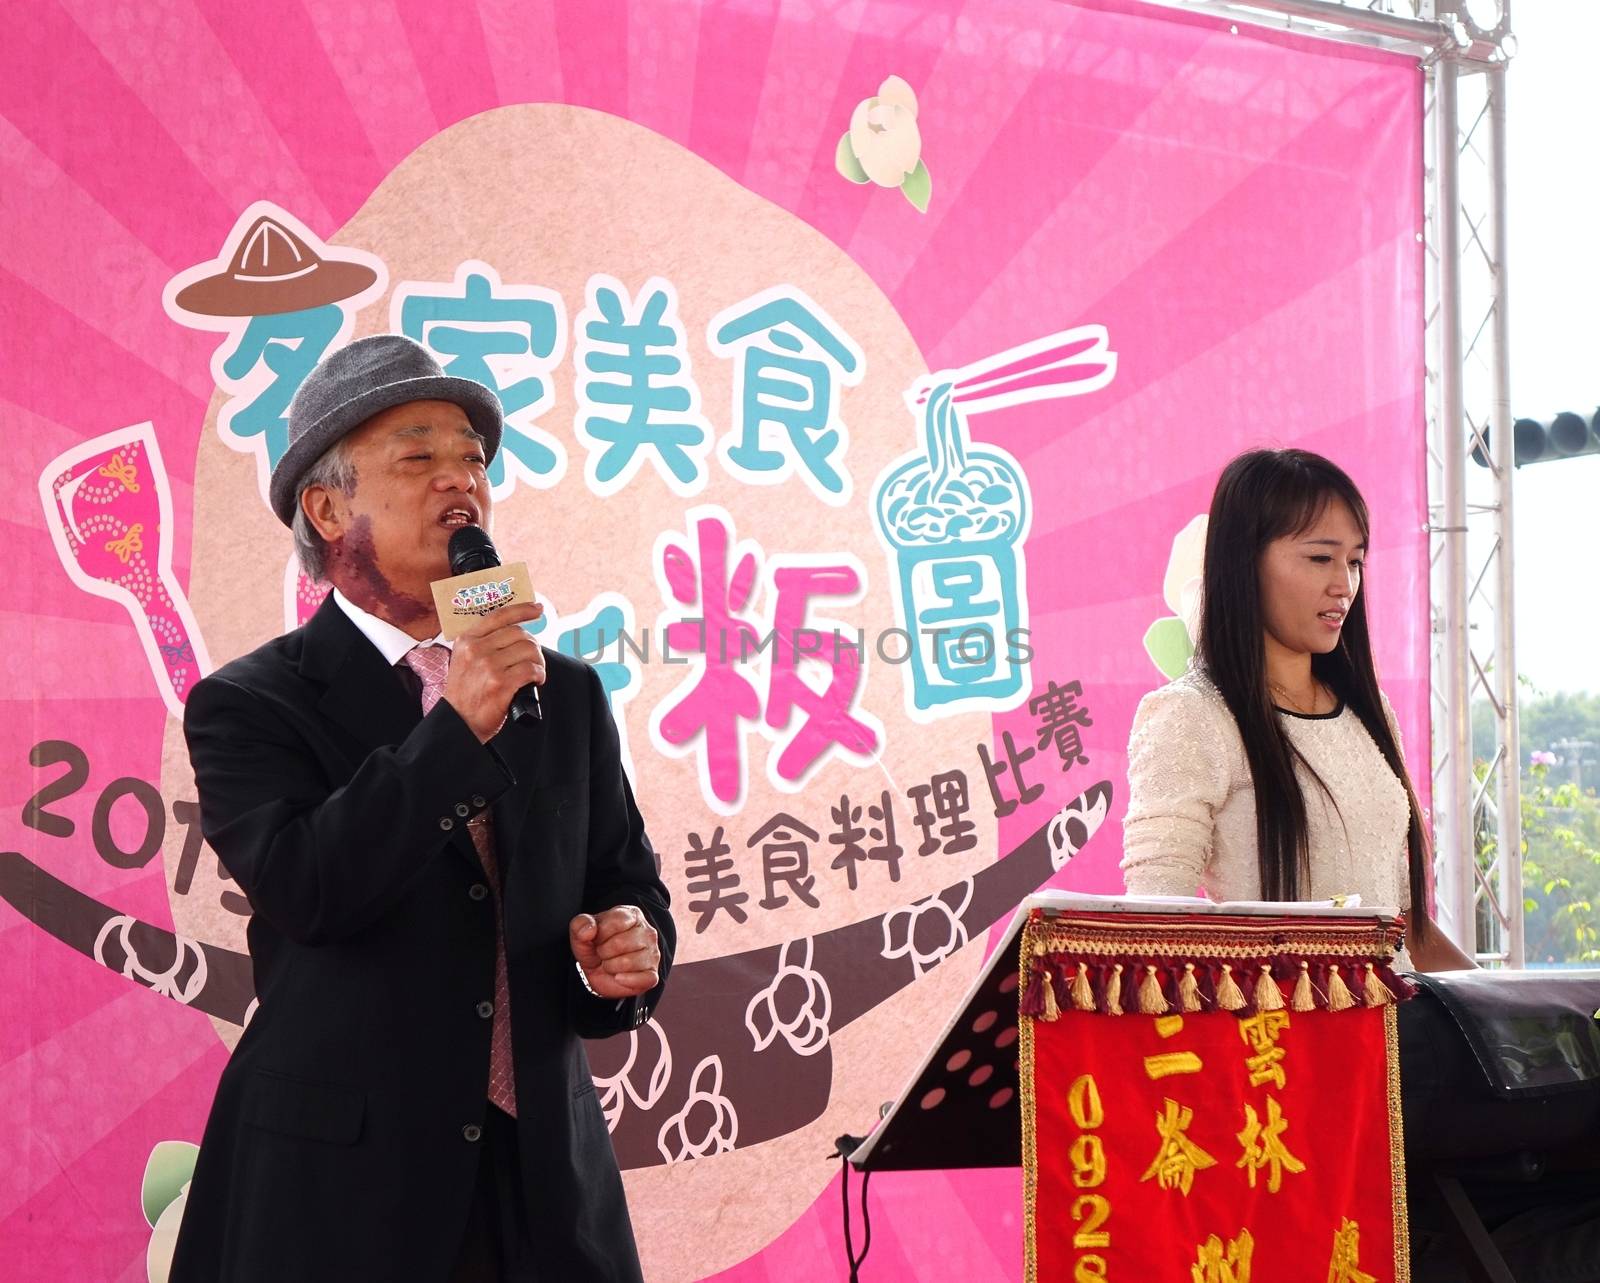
[{"xmin": 1139, "ymin": 1, "xmax": 1522, "ymax": 963}]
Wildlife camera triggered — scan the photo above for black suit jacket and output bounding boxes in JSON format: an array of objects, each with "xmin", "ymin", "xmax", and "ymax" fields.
[{"xmin": 169, "ymin": 597, "xmax": 673, "ymax": 1283}]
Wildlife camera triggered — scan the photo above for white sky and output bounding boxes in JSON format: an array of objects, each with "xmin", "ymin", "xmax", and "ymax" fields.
[{"xmin": 1501, "ymin": 1, "xmax": 1600, "ymax": 696}]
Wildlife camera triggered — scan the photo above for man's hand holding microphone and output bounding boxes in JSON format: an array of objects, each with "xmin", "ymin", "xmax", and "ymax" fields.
[{"xmin": 441, "ymin": 602, "xmax": 547, "ymax": 743}]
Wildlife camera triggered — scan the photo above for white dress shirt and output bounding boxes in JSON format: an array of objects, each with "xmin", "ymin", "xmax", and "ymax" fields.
[{"xmin": 331, "ymin": 588, "xmax": 452, "ymax": 663}]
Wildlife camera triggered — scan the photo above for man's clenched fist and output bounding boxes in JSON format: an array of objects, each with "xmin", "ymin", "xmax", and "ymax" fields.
[{"xmin": 570, "ymin": 906, "xmax": 660, "ymax": 999}]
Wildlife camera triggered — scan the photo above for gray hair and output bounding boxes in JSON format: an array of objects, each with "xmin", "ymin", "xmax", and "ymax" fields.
[{"xmin": 290, "ymin": 438, "xmax": 357, "ymax": 581}]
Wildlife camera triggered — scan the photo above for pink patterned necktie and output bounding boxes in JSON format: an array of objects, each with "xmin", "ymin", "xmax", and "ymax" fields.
[{"xmin": 401, "ymin": 644, "xmax": 517, "ymax": 1117}]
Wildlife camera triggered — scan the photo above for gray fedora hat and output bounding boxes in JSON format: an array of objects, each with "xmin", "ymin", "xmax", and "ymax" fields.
[{"xmin": 268, "ymin": 333, "xmax": 504, "ymax": 526}]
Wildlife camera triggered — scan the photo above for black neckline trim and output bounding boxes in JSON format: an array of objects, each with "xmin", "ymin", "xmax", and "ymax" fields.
[{"xmin": 1274, "ymin": 699, "xmax": 1346, "ymax": 721}]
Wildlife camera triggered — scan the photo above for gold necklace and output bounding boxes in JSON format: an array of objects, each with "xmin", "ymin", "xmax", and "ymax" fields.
[{"xmin": 1269, "ymin": 679, "xmax": 1321, "ymax": 715}]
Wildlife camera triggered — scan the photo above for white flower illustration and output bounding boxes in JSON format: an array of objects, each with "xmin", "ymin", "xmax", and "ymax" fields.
[
  {"xmin": 94, "ymin": 916, "xmax": 208, "ymax": 1005},
  {"xmin": 146, "ymin": 1181, "xmax": 189, "ymax": 1283},
  {"xmin": 1047, "ymin": 786, "xmax": 1111, "ymax": 873},
  {"xmin": 1145, "ymin": 514, "xmax": 1207, "ymax": 678},
  {"xmin": 1163, "ymin": 514, "xmax": 1208, "ymax": 643},
  {"xmin": 836, "ymin": 75, "xmax": 932, "ymax": 210},
  {"xmin": 142, "ymin": 1139, "xmax": 199, "ymax": 1283},
  {"xmin": 745, "ymin": 937, "xmax": 833, "ymax": 1057},
  {"xmin": 850, "ymin": 75, "xmax": 921, "ymax": 186},
  {"xmin": 881, "ymin": 879, "xmax": 974, "ymax": 977},
  {"xmin": 657, "ymin": 1056, "xmax": 739, "ymax": 1163},
  {"xmin": 593, "ymin": 1018, "xmax": 673, "ymax": 1133}
]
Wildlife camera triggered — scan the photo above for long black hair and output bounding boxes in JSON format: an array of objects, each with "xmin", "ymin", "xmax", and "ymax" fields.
[{"xmin": 1195, "ymin": 448, "xmax": 1433, "ymax": 937}]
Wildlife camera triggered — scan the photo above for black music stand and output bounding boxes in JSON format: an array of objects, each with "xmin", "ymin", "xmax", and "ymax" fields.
[{"xmin": 846, "ymin": 898, "xmax": 1031, "ymax": 1172}]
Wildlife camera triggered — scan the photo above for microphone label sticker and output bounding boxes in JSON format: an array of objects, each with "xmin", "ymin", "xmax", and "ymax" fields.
[
  {"xmin": 430, "ymin": 562, "xmax": 535, "ymax": 637},
  {"xmin": 452, "ymin": 578, "xmax": 515, "ymax": 612}
]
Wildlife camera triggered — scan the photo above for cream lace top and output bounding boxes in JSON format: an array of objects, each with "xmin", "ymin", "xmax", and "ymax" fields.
[{"xmin": 1121, "ymin": 666, "xmax": 1412, "ymax": 910}]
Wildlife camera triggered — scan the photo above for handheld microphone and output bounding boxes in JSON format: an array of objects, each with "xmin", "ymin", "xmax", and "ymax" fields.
[{"xmin": 447, "ymin": 526, "xmax": 543, "ymax": 724}]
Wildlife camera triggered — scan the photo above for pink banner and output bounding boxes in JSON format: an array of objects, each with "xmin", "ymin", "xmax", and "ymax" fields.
[{"xmin": 1, "ymin": 1, "xmax": 1423, "ymax": 1279}]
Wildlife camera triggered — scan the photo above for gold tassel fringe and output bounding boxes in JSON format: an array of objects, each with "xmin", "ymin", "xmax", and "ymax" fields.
[
  {"xmin": 1071, "ymin": 962, "xmax": 1096, "ymax": 1012},
  {"xmin": 1177, "ymin": 962, "xmax": 1203, "ymax": 1013},
  {"xmin": 1027, "ymin": 934, "xmax": 1396, "ymax": 1020},
  {"xmin": 1254, "ymin": 963, "xmax": 1286, "ymax": 1012},
  {"xmin": 1137, "ymin": 964, "xmax": 1169, "ymax": 1015},
  {"xmin": 1215, "ymin": 963, "xmax": 1246, "ymax": 1012},
  {"xmin": 1326, "ymin": 964, "xmax": 1356, "ymax": 1012},
  {"xmin": 1363, "ymin": 962, "xmax": 1396, "ymax": 1006},
  {"xmin": 1291, "ymin": 961, "xmax": 1316, "ymax": 1012}
]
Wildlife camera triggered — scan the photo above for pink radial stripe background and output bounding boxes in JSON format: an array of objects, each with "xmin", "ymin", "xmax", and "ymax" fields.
[{"xmin": 1, "ymin": 0, "xmax": 1424, "ymax": 1278}]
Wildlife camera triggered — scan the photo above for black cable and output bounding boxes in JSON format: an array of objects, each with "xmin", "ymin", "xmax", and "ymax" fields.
[
  {"xmin": 841, "ymin": 1150, "xmax": 854, "ymax": 1278},
  {"xmin": 835, "ymin": 1136, "xmax": 873, "ymax": 1280},
  {"xmin": 856, "ymin": 1169, "xmax": 873, "ymax": 1275}
]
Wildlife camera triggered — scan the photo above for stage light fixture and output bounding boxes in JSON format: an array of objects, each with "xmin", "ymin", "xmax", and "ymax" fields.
[
  {"xmin": 1513, "ymin": 417, "xmax": 1547, "ymax": 464},
  {"xmin": 1549, "ymin": 410, "xmax": 1592, "ymax": 455},
  {"xmin": 1471, "ymin": 407, "xmax": 1600, "ymax": 467}
]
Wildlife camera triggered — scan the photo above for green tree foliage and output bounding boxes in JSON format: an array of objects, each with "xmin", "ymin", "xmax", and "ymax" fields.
[
  {"xmin": 1474, "ymin": 689, "xmax": 1600, "ymax": 779},
  {"xmin": 1516, "ymin": 762, "xmax": 1600, "ymax": 963},
  {"xmin": 1473, "ymin": 691, "xmax": 1600, "ymax": 963}
]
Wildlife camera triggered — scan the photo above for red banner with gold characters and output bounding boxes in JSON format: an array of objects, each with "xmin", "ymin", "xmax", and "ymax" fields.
[{"xmin": 1018, "ymin": 906, "xmax": 1414, "ymax": 1282}]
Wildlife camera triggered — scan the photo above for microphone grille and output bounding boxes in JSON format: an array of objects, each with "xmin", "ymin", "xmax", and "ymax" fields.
[{"xmin": 447, "ymin": 524, "xmax": 499, "ymax": 574}]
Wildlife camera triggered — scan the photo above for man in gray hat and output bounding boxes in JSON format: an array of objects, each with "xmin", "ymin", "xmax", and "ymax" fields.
[{"xmin": 170, "ymin": 334, "xmax": 673, "ymax": 1283}]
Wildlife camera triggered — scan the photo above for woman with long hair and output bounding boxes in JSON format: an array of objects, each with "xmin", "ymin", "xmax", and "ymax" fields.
[{"xmin": 1121, "ymin": 448, "xmax": 1473, "ymax": 971}]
